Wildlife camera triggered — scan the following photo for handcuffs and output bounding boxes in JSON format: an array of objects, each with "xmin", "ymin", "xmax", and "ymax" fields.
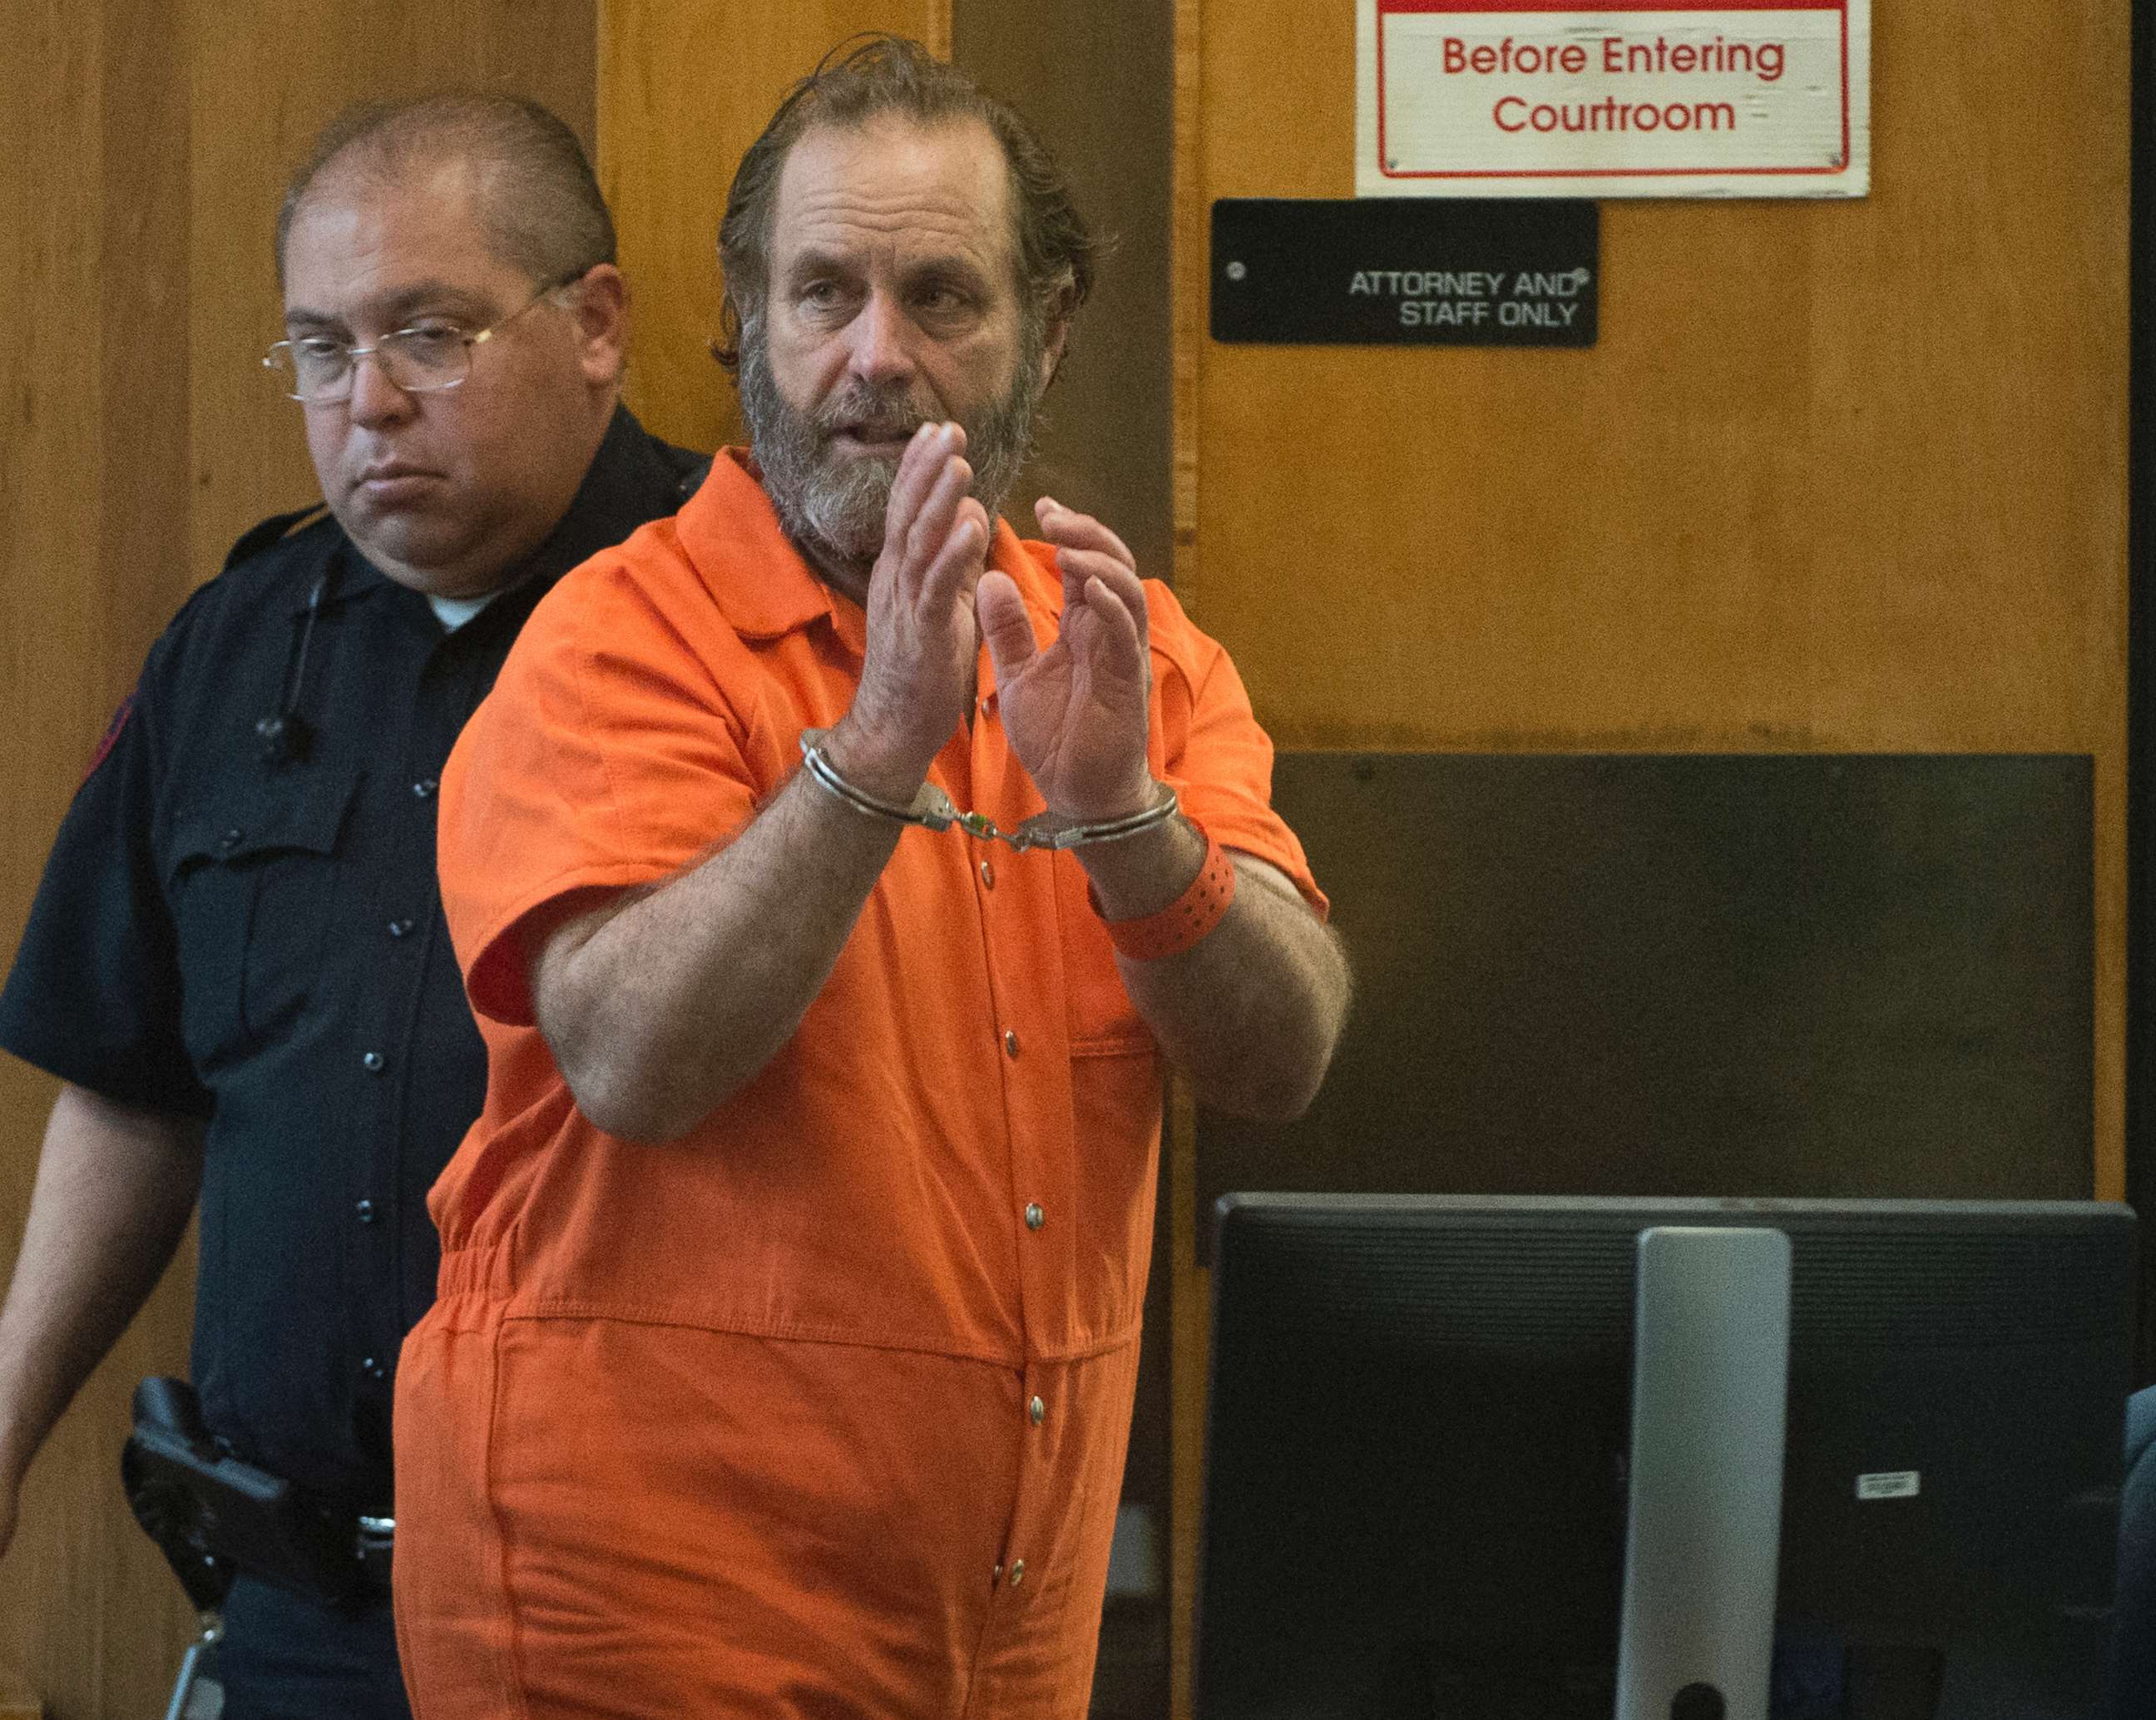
[{"xmin": 799, "ymin": 728, "xmax": 1178, "ymax": 853}]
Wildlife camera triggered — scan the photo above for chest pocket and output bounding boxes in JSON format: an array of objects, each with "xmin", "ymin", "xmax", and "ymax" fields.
[
  {"xmin": 166, "ymin": 769, "xmax": 362, "ymax": 1067},
  {"xmin": 1050, "ymin": 852, "xmax": 1154, "ymax": 1055}
]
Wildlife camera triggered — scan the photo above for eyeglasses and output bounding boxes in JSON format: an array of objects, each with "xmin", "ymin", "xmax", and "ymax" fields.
[{"xmin": 263, "ymin": 273, "xmax": 581, "ymax": 403}]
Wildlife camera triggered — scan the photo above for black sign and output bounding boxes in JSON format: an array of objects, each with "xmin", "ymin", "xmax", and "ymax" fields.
[{"xmin": 1210, "ymin": 197, "xmax": 1599, "ymax": 348}]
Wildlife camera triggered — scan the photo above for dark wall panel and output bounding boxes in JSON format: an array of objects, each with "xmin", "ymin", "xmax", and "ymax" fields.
[
  {"xmin": 953, "ymin": 0, "xmax": 1174, "ymax": 588},
  {"xmin": 1199, "ymin": 754, "xmax": 2094, "ymax": 1255}
]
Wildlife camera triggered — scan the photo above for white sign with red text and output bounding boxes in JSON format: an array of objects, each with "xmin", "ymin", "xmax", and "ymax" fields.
[{"xmin": 1357, "ymin": 0, "xmax": 1869, "ymax": 197}]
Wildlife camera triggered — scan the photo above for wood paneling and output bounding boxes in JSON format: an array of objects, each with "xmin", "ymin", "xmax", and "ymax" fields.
[
  {"xmin": 596, "ymin": 0, "xmax": 952, "ymax": 456},
  {"xmin": 1177, "ymin": 0, "xmax": 2127, "ymax": 1158},
  {"xmin": 3, "ymin": 4, "xmax": 596, "ymax": 1713},
  {"xmin": 1, "ymin": 5, "xmax": 200, "ymax": 1713},
  {"xmin": 1171, "ymin": 0, "xmax": 2129, "ymax": 1710}
]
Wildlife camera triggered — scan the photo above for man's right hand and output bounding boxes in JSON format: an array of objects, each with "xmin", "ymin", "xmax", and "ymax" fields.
[
  {"xmin": 0, "ymin": 1085, "xmax": 203, "ymax": 1566},
  {"xmin": 825, "ymin": 422, "xmax": 991, "ymax": 800}
]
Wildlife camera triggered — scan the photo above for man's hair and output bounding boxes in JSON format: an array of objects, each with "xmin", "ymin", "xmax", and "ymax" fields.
[
  {"xmin": 276, "ymin": 93, "xmax": 616, "ymax": 289},
  {"xmin": 714, "ymin": 34, "xmax": 1095, "ymax": 369}
]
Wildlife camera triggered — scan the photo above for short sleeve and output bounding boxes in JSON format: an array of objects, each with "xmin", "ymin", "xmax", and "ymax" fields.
[
  {"xmin": 1145, "ymin": 584, "xmax": 1328, "ymax": 920},
  {"xmin": 439, "ymin": 554, "xmax": 764, "ymax": 1026},
  {"xmin": 0, "ymin": 681, "xmax": 211, "ymax": 1116}
]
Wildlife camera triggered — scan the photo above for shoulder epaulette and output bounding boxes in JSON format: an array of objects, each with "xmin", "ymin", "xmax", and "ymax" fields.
[{"xmin": 219, "ymin": 503, "xmax": 332, "ymax": 575}]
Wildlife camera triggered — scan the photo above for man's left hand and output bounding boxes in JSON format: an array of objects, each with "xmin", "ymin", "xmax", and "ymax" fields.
[{"xmin": 977, "ymin": 498, "xmax": 1157, "ymax": 822}]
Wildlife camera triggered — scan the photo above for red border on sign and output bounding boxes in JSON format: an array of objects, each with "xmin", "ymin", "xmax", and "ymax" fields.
[{"xmin": 1375, "ymin": 2, "xmax": 1852, "ymax": 180}]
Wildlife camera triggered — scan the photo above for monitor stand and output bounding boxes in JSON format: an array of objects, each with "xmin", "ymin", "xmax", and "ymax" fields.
[{"xmin": 1616, "ymin": 1226, "xmax": 1793, "ymax": 1720}]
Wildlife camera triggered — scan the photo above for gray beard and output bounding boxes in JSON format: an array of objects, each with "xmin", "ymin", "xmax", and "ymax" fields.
[{"xmin": 736, "ymin": 314, "xmax": 1045, "ymax": 587}]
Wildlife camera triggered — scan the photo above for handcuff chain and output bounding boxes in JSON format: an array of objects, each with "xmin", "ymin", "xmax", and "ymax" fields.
[{"xmin": 798, "ymin": 729, "xmax": 1178, "ymax": 853}]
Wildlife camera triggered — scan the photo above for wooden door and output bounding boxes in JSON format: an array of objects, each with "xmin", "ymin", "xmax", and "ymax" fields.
[{"xmin": 1169, "ymin": 0, "xmax": 2129, "ymax": 1708}]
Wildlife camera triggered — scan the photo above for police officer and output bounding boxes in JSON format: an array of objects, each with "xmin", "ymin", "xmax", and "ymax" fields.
[{"xmin": 0, "ymin": 94, "xmax": 703, "ymax": 1718}]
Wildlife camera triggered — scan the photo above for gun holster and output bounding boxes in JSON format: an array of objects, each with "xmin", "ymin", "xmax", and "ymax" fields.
[{"xmin": 121, "ymin": 1376, "xmax": 370, "ymax": 1607}]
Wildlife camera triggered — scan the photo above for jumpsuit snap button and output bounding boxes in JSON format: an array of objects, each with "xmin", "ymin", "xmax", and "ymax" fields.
[
  {"xmin": 1024, "ymin": 1203, "xmax": 1045, "ymax": 1231},
  {"xmin": 361, "ymin": 1050, "xmax": 386, "ymax": 1073},
  {"xmin": 1029, "ymin": 1396, "xmax": 1046, "ymax": 1426},
  {"xmin": 1003, "ymin": 1031, "xmax": 1021, "ymax": 1060}
]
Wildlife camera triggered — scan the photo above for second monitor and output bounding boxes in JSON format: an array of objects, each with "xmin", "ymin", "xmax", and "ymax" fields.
[{"xmin": 1194, "ymin": 1194, "xmax": 2133, "ymax": 1720}]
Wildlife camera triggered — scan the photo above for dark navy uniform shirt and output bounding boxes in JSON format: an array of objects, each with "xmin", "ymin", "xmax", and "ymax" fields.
[{"xmin": 0, "ymin": 407, "xmax": 703, "ymax": 1511}]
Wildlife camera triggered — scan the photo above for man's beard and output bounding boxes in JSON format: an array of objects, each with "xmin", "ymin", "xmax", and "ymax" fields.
[{"xmin": 736, "ymin": 314, "xmax": 1045, "ymax": 584}]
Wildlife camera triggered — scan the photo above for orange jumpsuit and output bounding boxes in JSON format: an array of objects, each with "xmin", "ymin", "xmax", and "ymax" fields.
[{"xmin": 394, "ymin": 452, "xmax": 1322, "ymax": 1718}]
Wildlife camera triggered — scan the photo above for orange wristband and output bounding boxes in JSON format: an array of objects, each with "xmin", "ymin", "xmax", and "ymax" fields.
[{"xmin": 1096, "ymin": 828, "xmax": 1236, "ymax": 961}]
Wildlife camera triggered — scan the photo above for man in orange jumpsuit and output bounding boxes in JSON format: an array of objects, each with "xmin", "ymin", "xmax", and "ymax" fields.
[{"xmin": 395, "ymin": 36, "xmax": 1351, "ymax": 1718}]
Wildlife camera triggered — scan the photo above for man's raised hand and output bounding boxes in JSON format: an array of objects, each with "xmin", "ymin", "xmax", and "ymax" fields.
[
  {"xmin": 829, "ymin": 423, "xmax": 992, "ymax": 798},
  {"xmin": 978, "ymin": 497, "xmax": 1156, "ymax": 823}
]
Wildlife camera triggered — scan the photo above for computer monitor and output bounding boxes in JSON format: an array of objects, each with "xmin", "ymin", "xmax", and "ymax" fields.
[{"xmin": 1194, "ymin": 1195, "xmax": 2134, "ymax": 1720}]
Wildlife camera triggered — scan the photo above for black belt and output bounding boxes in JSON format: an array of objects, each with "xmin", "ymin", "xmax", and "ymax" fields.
[{"xmin": 355, "ymin": 1515, "xmax": 396, "ymax": 1596}]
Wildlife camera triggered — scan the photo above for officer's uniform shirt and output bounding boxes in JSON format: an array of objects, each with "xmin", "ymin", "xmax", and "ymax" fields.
[{"xmin": 0, "ymin": 407, "xmax": 703, "ymax": 1512}]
